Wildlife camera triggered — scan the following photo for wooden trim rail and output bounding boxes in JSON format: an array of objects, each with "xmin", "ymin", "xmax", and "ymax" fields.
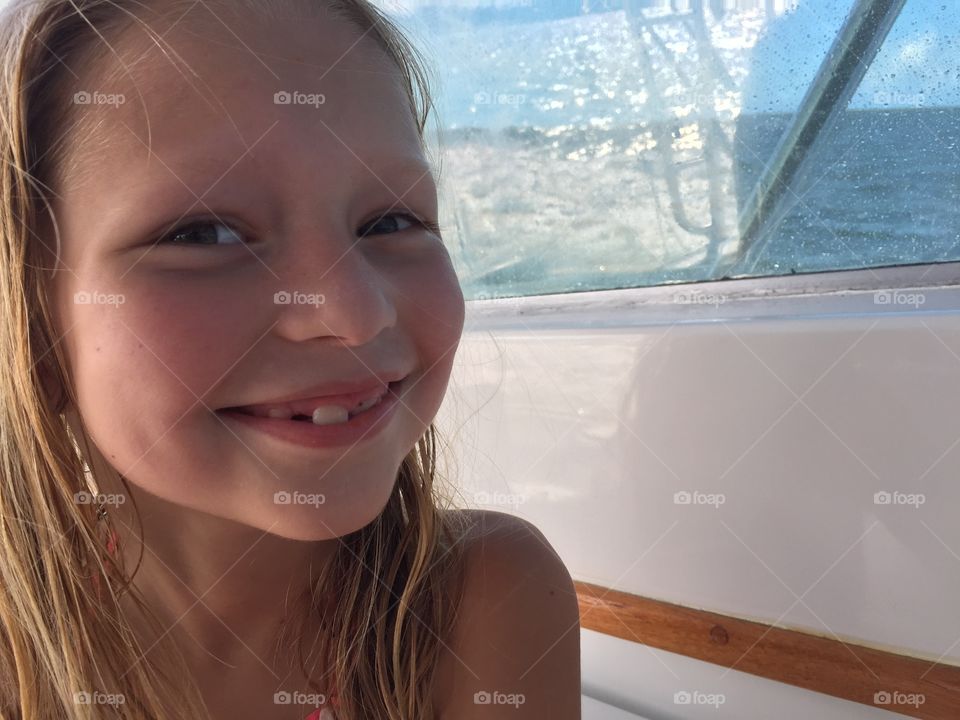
[{"xmin": 575, "ymin": 581, "xmax": 960, "ymax": 720}]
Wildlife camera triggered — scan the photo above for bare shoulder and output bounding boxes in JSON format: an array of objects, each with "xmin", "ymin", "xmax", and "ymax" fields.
[{"xmin": 433, "ymin": 509, "xmax": 581, "ymax": 719}]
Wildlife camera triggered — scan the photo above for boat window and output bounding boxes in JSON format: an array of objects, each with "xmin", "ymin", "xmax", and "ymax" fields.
[
  {"xmin": 384, "ymin": 0, "xmax": 956, "ymax": 299},
  {"xmin": 737, "ymin": 0, "xmax": 957, "ymax": 277}
]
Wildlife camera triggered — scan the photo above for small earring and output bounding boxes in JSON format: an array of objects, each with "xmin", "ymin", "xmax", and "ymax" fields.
[{"xmin": 96, "ymin": 505, "xmax": 119, "ymax": 559}]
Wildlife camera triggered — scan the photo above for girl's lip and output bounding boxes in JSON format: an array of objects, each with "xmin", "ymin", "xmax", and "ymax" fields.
[
  {"xmin": 221, "ymin": 375, "xmax": 408, "ymax": 417},
  {"xmin": 216, "ymin": 378, "xmax": 406, "ymax": 450}
]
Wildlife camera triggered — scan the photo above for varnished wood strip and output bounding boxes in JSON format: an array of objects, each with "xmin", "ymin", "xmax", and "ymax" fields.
[{"xmin": 575, "ymin": 580, "xmax": 960, "ymax": 720}]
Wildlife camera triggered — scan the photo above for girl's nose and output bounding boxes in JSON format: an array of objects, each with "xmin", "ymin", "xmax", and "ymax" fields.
[{"xmin": 270, "ymin": 247, "xmax": 398, "ymax": 347}]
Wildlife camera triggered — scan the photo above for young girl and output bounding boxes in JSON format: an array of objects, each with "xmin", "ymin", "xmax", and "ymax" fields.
[{"xmin": 0, "ymin": 0, "xmax": 580, "ymax": 718}]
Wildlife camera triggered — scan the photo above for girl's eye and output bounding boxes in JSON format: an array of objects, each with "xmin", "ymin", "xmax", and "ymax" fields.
[
  {"xmin": 153, "ymin": 212, "xmax": 437, "ymax": 246},
  {"xmin": 157, "ymin": 220, "xmax": 245, "ymax": 246},
  {"xmin": 358, "ymin": 212, "xmax": 425, "ymax": 238}
]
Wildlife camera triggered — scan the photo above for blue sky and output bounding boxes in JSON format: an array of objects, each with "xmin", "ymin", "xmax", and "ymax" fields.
[{"xmin": 743, "ymin": 0, "xmax": 958, "ymax": 112}]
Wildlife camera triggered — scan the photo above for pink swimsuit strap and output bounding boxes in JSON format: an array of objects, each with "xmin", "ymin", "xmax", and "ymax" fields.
[
  {"xmin": 302, "ymin": 685, "xmax": 341, "ymax": 719},
  {"xmin": 302, "ymin": 696, "xmax": 340, "ymax": 720}
]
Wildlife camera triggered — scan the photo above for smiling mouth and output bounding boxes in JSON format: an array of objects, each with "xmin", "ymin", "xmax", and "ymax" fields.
[{"xmin": 219, "ymin": 379, "xmax": 405, "ymax": 426}]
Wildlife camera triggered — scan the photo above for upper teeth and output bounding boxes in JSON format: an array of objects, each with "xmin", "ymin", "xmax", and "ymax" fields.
[
  {"xmin": 311, "ymin": 406, "xmax": 349, "ymax": 425},
  {"xmin": 261, "ymin": 395, "xmax": 383, "ymax": 425},
  {"xmin": 352, "ymin": 395, "xmax": 382, "ymax": 415}
]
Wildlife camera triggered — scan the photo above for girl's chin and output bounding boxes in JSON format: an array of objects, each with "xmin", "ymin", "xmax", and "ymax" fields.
[
  {"xmin": 253, "ymin": 500, "xmax": 393, "ymax": 542},
  {"xmin": 258, "ymin": 519, "xmax": 372, "ymax": 542}
]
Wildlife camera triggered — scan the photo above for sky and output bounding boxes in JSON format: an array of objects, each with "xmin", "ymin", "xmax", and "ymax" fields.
[{"xmin": 742, "ymin": 0, "xmax": 958, "ymax": 112}]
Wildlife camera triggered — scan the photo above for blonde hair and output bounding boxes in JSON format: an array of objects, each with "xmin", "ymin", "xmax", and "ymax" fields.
[{"xmin": 0, "ymin": 0, "xmax": 469, "ymax": 717}]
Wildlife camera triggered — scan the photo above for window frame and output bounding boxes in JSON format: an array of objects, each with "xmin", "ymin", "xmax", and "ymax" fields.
[{"xmin": 463, "ymin": 260, "xmax": 960, "ymax": 328}]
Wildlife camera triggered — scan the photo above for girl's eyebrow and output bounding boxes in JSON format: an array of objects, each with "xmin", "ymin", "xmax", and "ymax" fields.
[
  {"xmin": 89, "ymin": 144, "xmax": 434, "ymax": 199},
  {"xmin": 365, "ymin": 155, "xmax": 435, "ymax": 187},
  {"xmin": 149, "ymin": 148, "xmax": 433, "ymax": 189}
]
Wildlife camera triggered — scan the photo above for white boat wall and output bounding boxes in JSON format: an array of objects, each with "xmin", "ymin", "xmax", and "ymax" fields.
[{"xmin": 437, "ymin": 263, "xmax": 960, "ymax": 718}]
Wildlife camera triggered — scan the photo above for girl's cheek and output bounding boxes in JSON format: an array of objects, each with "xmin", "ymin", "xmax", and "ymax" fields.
[
  {"xmin": 67, "ymin": 272, "xmax": 263, "ymax": 418},
  {"xmin": 395, "ymin": 249, "xmax": 465, "ymax": 417},
  {"xmin": 398, "ymin": 244, "xmax": 466, "ymax": 345}
]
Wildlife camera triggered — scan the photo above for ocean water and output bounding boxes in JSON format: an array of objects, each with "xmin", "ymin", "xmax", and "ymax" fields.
[
  {"xmin": 404, "ymin": 3, "xmax": 960, "ymax": 297},
  {"xmin": 734, "ymin": 108, "xmax": 960, "ymax": 277}
]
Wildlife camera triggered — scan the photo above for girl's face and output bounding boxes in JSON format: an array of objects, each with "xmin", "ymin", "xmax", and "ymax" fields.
[{"xmin": 47, "ymin": 4, "xmax": 464, "ymax": 540}]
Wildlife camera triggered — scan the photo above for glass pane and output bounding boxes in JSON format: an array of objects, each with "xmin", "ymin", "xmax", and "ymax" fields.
[
  {"xmin": 730, "ymin": 0, "xmax": 960, "ymax": 276},
  {"xmin": 384, "ymin": 0, "xmax": 953, "ymax": 299}
]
